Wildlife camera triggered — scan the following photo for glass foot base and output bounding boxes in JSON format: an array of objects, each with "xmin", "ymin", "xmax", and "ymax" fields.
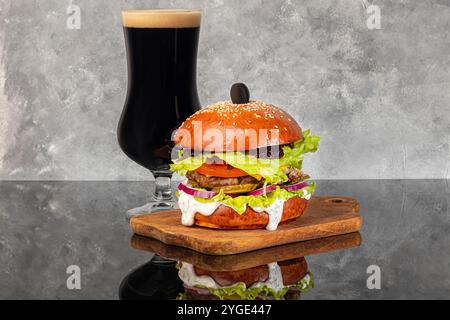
[{"xmin": 126, "ymin": 200, "xmax": 178, "ymax": 222}]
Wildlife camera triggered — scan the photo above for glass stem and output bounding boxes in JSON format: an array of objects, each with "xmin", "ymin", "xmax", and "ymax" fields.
[
  {"xmin": 126, "ymin": 173, "xmax": 175, "ymax": 220},
  {"xmin": 153, "ymin": 175, "xmax": 173, "ymax": 201}
]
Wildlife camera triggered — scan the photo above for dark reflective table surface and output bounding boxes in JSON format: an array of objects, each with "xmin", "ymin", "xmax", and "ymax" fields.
[{"xmin": 0, "ymin": 180, "xmax": 448, "ymax": 299}]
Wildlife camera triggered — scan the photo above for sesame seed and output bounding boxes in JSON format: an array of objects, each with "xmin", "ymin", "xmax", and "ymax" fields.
[{"xmin": 177, "ymin": 99, "xmax": 299, "ymax": 134}]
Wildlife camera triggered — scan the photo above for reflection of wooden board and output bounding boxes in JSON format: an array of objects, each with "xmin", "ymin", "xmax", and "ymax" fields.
[
  {"xmin": 130, "ymin": 196, "xmax": 362, "ymax": 256},
  {"xmin": 131, "ymin": 232, "xmax": 362, "ymax": 272}
]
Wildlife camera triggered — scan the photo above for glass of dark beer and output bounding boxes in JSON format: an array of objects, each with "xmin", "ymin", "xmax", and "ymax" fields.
[{"xmin": 118, "ymin": 10, "xmax": 202, "ymax": 218}]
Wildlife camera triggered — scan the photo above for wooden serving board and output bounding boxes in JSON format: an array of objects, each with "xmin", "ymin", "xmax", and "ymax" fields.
[
  {"xmin": 131, "ymin": 232, "xmax": 362, "ymax": 272},
  {"xmin": 130, "ymin": 196, "xmax": 362, "ymax": 255}
]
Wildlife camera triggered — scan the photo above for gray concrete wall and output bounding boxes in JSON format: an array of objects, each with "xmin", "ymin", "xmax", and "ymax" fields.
[{"xmin": 0, "ymin": 0, "xmax": 448, "ymax": 180}]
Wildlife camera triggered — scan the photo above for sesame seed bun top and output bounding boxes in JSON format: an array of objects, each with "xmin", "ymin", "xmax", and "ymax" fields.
[{"xmin": 174, "ymin": 100, "xmax": 303, "ymax": 152}]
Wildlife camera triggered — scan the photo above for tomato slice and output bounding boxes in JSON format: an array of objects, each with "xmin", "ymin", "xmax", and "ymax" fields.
[{"xmin": 196, "ymin": 163, "xmax": 249, "ymax": 178}]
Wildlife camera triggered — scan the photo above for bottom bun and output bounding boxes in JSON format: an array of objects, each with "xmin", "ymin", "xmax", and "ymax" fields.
[{"xmin": 194, "ymin": 196, "xmax": 308, "ymax": 230}]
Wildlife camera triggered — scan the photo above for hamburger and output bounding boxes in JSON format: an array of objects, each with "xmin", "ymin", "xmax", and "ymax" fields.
[
  {"xmin": 171, "ymin": 84, "xmax": 320, "ymax": 230},
  {"xmin": 177, "ymin": 258, "xmax": 313, "ymax": 300}
]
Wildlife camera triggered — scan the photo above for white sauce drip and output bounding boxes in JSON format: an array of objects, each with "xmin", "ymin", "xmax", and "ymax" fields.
[
  {"xmin": 250, "ymin": 262, "xmax": 284, "ymax": 292},
  {"xmin": 178, "ymin": 262, "xmax": 285, "ymax": 292},
  {"xmin": 302, "ymin": 188, "xmax": 312, "ymax": 200},
  {"xmin": 252, "ymin": 199, "xmax": 285, "ymax": 231},
  {"xmin": 300, "ymin": 273, "xmax": 311, "ymax": 289},
  {"xmin": 178, "ymin": 191, "xmax": 222, "ymax": 226},
  {"xmin": 178, "ymin": 263, "xmax": 221, "ymax": 289},
  {"xmin": 178, "ymin": 187, "xmax": 313, "ymax": 231}
]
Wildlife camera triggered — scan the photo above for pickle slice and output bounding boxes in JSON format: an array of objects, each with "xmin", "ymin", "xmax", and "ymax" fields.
[{"xmin": 211, "ymin": 184, "xmax": 258, "ymax": 194}]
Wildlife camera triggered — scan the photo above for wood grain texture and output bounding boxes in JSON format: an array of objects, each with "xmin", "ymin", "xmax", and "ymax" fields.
[
  {"xmin": 131, "ymin": 232, "xmax": 362, "ymax": 272},
  {"xmin": 130, "ymin": 196, "xmax": 362, "ymax": 255}
]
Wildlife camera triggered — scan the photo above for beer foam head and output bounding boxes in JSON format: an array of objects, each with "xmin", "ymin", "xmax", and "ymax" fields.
[{"xmin": 122, "ymin": 9, "xmax": 201, "ymax": 28}]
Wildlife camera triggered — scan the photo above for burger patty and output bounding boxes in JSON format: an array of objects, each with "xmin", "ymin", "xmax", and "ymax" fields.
[
  {"xmin": 186, "ymin": 166, "xmax": 305, "ymax": 189},
  {"xmin": 194, "ymin": 265, "xmax": 269, "ymax": 288},
  {"xmin": 186, "ymin": 171, "xmax": 263, "ymax": 189},
  {"xmin": 285, "ymin": 167, "xmax": 305, "ymax": 182}
]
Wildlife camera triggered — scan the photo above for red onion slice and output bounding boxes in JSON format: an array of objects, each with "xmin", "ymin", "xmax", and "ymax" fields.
[
  {"xmin": 247, "ymin": 185, "xmax": 277, "ymax": 196},
  {"xmin": 178, "ymin": 183, "xmax": 217, "ymax": 199},
  {"xmin": 178, "ymin": 181, "xmax": 309, "ymax": 199},
  {"xmin": 282, "ymin": 181, "xmax": 309, "ymax": 192},
  {"xmin": 247, "ymin": 181, "xmax": 309, "ymax": 197}
]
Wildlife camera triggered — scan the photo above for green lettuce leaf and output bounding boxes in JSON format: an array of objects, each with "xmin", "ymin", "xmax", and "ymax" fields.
[
  {"xmin": 176, "ymin": 292, "xmax": 188, "ymax": 300},
  {"xmin": 199, "ymin": 272, "xmax": 314, "ymax": 300},
  {"xmin": 280, "ymin": 130, "xmax": 320, "ymax": 169},
  {"xmin": 191, "ymin": 183, "xmax": 316, "ymax": 214},
  {"xmin": 170, "ymin": 130, "xmax": 320, "ymax": 185}
]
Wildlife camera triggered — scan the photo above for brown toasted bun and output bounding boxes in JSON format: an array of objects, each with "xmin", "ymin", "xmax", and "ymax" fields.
[
  {"xmin": 279, "ymin": 258, "xmax": 309, "ymax": 285},
  {"xmin": 193, "ymin": 257, "xmax": 308, "ymax": 288},
  {"xmin": 174, "ymin": 100, "xmax": 303, "ymax": 152},
  {"xmin": 194, "ymin": 196, "xmax": 308, "ymax": 230}
]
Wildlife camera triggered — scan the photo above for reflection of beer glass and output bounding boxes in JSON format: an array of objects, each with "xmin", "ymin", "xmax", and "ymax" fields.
[{"xmin": 118, "ymin": 10, "xmax": 202, "ymax": 217}]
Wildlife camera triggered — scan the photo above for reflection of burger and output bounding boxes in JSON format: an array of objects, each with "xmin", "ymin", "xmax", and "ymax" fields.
[
  {"xmin": 171, "ymin": 84, "xmax": 320, "ymax": 230},
  {"xmin": 178, "ymin": 258, "xmax": 313, "ymax": 300},
  {"xmin": 125, "ymin": 233, "xmax": 362, "ymax": 300}
]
